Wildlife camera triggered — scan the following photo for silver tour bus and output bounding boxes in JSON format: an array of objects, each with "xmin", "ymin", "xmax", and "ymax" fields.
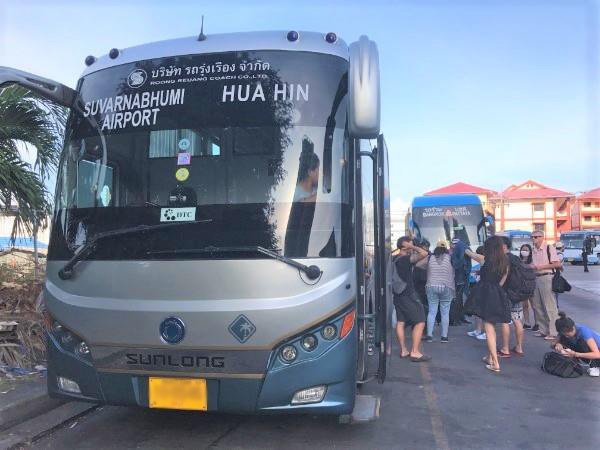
[{"xmin": 0, "ymin": 30, "xmax": 392, "ymax": 416}]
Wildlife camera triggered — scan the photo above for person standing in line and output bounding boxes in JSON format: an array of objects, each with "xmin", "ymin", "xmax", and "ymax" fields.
[
  {"xmin": 582, "ymin": 235, "xmax": 593, "ymax": 273},
  {"xmin": 424, "ymin": 241, "xmax": 455, "ymax": 343},
  {"xmin": 519, "ymin": 244, "xmax": 537, "ymax": 330},
  {"xmin": 413, "ymin": 239, "xmax": 431, "ymax": 313},
  {"xmin": 394, "ymin": 237, "xmax": 432, "ymax": 362},
  {"xmin": 450, "ymin": 238, "xmax": 471, "ymax": 326},
  {"xmin": 554, "ymin": 241, "xmax": 565, "ymax": 308},
  {"xmin": 498, "ymin": 237, "xmax": 525, "ymax": 358},
  {"xmin": 465, "ymin": 236, "xmax": 512, "ymax": 373},
  {"xmin": 467, "ymin": 245, "xmax": 487, "ymax": 341},
  {"xmin": 530, "ymin": 231, "xmax": 561, "ymax": 340}
]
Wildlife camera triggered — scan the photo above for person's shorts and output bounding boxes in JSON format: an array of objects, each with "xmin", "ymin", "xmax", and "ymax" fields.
[
  {"xmin": 510, "ymin": 302, "xmax": 524, "ymax": 323},
  {"xmin": 394, "ymin": 291, "xmax": 426, "ymax": 326}
]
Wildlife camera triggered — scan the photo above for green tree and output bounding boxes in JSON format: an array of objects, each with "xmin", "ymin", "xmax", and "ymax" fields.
[{"xmin": 0, "ymin": 85, "xmax": 67, "ymax": 259}]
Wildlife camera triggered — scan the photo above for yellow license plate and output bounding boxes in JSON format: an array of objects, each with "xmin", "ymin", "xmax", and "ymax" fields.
[{"xmin": 148, "ymin": 377, "xmax": 207, "ymax": 411}]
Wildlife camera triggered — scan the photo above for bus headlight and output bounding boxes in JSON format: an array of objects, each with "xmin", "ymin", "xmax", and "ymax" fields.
[
  {"xmin": 76, "ymin": 341, "xmax": 90, "ymax": 356},
  {"xmin": 280, "ymin": 345, "xmax": 298, "ymax": 363},
  {"xmin": 321, "ymin": 325, "xmax": 337, "ymax": 340},
  {"xmin": 45, "ymin": 312, "xmax": 91, "ymax": 360},
  {"xmin": 300, "ymin": 335, "xmax": 318, "ymax": 352}
]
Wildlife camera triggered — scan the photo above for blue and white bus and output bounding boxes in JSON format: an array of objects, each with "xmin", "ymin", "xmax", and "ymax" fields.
[
  {"xmin": 1, "ymin": 30, "xmax": 392, "ymax": 417},
  {"xmin": 497, "ymin": 230, "xmax": 532, "ymax": 256},
  {"xmin": 408, "ymin": 194, "xmax": 490, "ymax": 282},
  {"xmin": 560, "ymin": 230, "xmax": 600, "ymax": 265}
]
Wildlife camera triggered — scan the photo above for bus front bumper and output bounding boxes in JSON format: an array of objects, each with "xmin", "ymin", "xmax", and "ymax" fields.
[{"xmin": 46, "ymin": 327, "xmax": 357, "ymax": 415}]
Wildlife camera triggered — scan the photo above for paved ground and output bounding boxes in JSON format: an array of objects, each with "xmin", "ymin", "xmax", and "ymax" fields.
[
  {"xmin": 29, "ymin": 276, "xmax": 599, "ymax": 450},
  {"xmin": 562, "ymin": 263, "xmax": 600, "ymax": 296}
]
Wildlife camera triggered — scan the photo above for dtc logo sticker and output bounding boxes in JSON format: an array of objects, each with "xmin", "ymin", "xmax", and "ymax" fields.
[
  {"xmin": 127, "ymin": 69, "xmax": 148, "ymax": 88},
  {"xmin": 160, "ymin": 207, "xmax": 196, "ymax": 222}
]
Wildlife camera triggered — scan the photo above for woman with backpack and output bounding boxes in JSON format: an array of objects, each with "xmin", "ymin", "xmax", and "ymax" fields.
[
  {"xmin": 465, "ymin": 236, "xmax": 512, "ymax": 373},
  {"xmin": 498, "ymin": 237, "xmax": 533, "ymax": 358},
  {"xmin": 552, "ymin": 312, "xmax": 600, "ymax": 377},
  {"xmin": 424, "ymin": 241, "xmax": 455, "ymax": 343}
]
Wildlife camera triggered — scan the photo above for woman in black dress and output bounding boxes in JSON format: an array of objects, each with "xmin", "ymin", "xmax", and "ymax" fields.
[{"xmin": 466, "ymin": 236, "xmax": 511, "ymax": 373}]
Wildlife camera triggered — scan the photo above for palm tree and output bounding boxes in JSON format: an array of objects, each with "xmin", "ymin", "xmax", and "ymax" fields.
[{"xmin": 0, "ymin": 85, "xmax": 67, "ymax": 274}]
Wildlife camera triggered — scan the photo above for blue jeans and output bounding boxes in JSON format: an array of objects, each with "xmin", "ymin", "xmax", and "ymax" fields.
[{"xmin": 426, "ymin": 286, "xmax": 454, "ymax": 338}]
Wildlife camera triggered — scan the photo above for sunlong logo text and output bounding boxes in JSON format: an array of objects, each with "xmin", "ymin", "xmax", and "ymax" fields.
[{"xmin": 125, "ymin": 353, "xmax": 225, "ymax": 369}]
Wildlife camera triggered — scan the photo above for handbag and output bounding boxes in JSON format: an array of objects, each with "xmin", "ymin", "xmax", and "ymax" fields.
[
  {"xmin": 552, "ymin": 270, "xmax": 571, "ymax": 293},
  {"xmin": 463, "ymin": 283, "xmax": 480, "ymax": 317},
  {"xmin": 541, "ymin": 352, "xmax": 583, "ymax": 378},
  {"xmin": 547, "ymin": 245, "xmax": 571, "ymax": 293}
]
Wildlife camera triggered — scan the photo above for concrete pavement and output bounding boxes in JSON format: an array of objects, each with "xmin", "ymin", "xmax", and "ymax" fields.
[{"xmin": 562, "ymin": 263, "xmax": 600, "ymax": 296}]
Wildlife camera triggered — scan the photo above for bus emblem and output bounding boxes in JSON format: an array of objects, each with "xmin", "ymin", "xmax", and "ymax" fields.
[
  {"xmin": 127, "ymin": 69, "xmax": 147, "ymax": 88},
  {"xmin": 228, "ymin": 315, "xmax": 256, "ymax": 343},
  {"xmin": 159, "ymin": 317, "xmax": 185, "ymax": 344}
]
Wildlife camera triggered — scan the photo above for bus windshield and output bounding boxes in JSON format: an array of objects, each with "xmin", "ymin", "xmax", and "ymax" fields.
[
  {"xmin": 560, "ymin": 234, "xmax": 584, "ymax": 249},
  {"xmin": 50, "ymin": 50, "xmax": 352, "ymax": 261},
  {"xmin": 412, "ymin": 204, "xmax": 486, "ymax": 248},
  {"xmin": 510, "ymin": 234, "xmax": 532, "ymax": 251}
]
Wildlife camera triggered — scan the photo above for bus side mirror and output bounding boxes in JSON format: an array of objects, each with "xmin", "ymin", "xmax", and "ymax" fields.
[
  {"xmin": 348, "ymin": 36, "xmax": 380, "ymax": 139},
  {"xmin": 0, "ymin": 66, "xmax": 76, "ymax": 108}
]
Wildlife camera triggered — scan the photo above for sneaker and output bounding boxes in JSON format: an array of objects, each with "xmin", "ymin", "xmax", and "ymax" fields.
[
  {"xmin": 476, "ymin": 332, "xmax": 487, "ymax": 341},
  {"xmin": 588, "ymin": 367, "xmax": 600, "ymax": 377},
  {"xmin": 531, "ymin": 325, "xmax": 539, "ymax": 332},
  {"xmin": 424, "ymin": 336, "xmax": 433, "ymax": 343},
  {"xmin": 467, "ymin": 330, "xmax": 479, "ymax": 337},
  {"xmin": 441, "ymin": 337, "xmax": 449, "ymax": 343},
  {"xmin": 523, "ymin": 324, "xmax": 532, "ymax": 330}
]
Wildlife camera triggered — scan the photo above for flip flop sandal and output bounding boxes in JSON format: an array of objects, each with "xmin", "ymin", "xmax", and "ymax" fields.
[
  {"xmin": 410, "ymin": 355, "xmax": 432, "ymax": 362},
  {"xmin": 482, "ymin": 356, "xmax": 492, "ymax": 364},
  {"xmin": 533, "ymin": 332, "xmax": 546, "ymax": 337},
  {"xmin": 497, "ymin": 351, "xmax": 511, "ymax": 358},
  {"xmin": 486, "ymin": 364, "xmax": 501, "ymax": 373},
  {"xmin": 400, "ymin": 353, "xmax": 410, "ymax": 358},
  {"xmin": 511, "ymin": 347, "xmax": 525, "ymax": 357}
]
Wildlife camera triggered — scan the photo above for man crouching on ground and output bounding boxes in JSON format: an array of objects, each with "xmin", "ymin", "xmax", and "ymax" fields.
[{"xmin": 395, "ymin": 236, "xmax": 432, "ymax": 362}]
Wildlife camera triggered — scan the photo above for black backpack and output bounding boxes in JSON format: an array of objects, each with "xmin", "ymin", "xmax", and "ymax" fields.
[
  {"xmin": 505, "ymin": 254, "xmax": 536, "ymax": 304},
  {"xmin": 392, "ymin": 255, "xmax": 408, "ymax": 295},
  {"xmin": 541, "ymin": 352, "xmax": 584, "ymax": 378}
]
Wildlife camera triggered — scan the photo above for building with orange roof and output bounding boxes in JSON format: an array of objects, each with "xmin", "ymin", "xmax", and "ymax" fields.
[
  {"xmin": 424, "ymin": 182, "xmax": 497, "ymax": 215},
  {"xmin": 492, "ymin": 180, "xmax": 573, "ymax": 242},
  {"xmin": 423, "ymin": 180, "xmax": 576, "ymax": 242},
  {"xmin": 571, "ymin": 187, "xmax": 600, "ymax": 230}
]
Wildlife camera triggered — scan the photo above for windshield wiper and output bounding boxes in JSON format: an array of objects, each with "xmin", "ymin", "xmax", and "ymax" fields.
[
  {"xmin": 147, "ymin": 245, "xmax": 322, "ymax": 280},
  {"xmin": 58, "ymin": 219, "xmax": 213, "ymax": 280}
]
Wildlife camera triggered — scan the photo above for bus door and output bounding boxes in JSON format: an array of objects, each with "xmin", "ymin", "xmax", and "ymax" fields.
[
  {"xmin": 355, "ymin": 136, "xmax": 391, "ymax": 384},
  {"xmin": 374, "ymin": 134, "xmax": 391, "ymax": 383}
]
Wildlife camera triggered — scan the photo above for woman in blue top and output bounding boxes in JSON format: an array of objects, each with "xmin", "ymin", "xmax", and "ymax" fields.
[{"xmin": 553, "ymin": 311, "xmax": 600, "ymax": 376}]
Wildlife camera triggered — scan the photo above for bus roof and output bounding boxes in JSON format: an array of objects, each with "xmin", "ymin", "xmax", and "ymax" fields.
[
  {"xmin": 411, "ymin": 194, "xmax": 482, "ymax": 208},
  {"xmin": 82, "ymin": 31, "xmax": 349, "ymax": 77},
  {"xmin": 501, "ymin": 230, "xmax": 532, "ymax": 236}
]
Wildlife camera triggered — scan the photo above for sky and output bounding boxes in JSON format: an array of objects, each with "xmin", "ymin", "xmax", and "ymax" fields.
[{"xmin": 1, "ymin": 0, "xmax": 599, "ymax": 213}]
